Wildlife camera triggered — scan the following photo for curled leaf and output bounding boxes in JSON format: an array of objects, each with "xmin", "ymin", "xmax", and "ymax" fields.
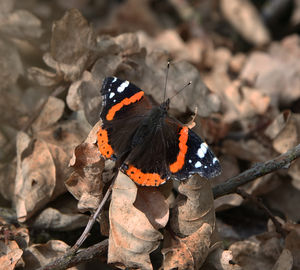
[
  {"xmin": 170, "ymin": 175, "xmax": 216, "ymax": 237},
  {"xmin": 162, "ymin": 223, "xmax": 213, "ymax": 270},
  {"xmin": 108, "ymin": 173, "xmax": 165, "ymax": 269}
]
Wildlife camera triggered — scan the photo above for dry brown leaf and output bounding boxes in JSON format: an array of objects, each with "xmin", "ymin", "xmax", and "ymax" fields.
[
  {"xmin": 14, "ymin": 132, "xmax": 56, "ymax": 222},
  {"xmin": 272, "ymin": 248, "xmax": 293, "ymax": 270},
  {"xmin": 66, "ymin": 121, "xmax": 104, "ymax": 212},
  {"xmin": 222, "ymin": 79, "xmax": 270, "ymax": 123},
  {"xmin": 107, "ymin": 0, "xmax": 161, "ymax": 35},
  {"xmin": 0, "ymin": 8, "xmax": 42, "ymax": 39},
  {"xmin": 0, "ymin": 220, "xmax": 29, "ymax": 269},
  {"xmin": 229, "ymin": 236, "xmax": 278, "ymax": 270},
  {"xmin": 284, "ymin": 224, "xmax": 300, "ymax": 268},
  {"xmin": 162, "ymin": 223, "xmax": 213, "ymax": 270},
  {"xmin": 27, "ymin": 67, "xmax": 61, "ymax": 87},
  {"xmin": 0, "ymin": 38, "xmax": 23, "ymax": 90},
  {"xmin": 38, "ymin": 9, "xmax": 98, "ymax": 82},
  {"xmin": 170, "ymin": 175, "xmax": 216, "ymax": 238},
  {"xmin": 220, "ymin": 0, "xmax": 270, "ymax": 46},
  {"xmin": 22, "ymin": 240, "xmax": 79, "ymax": 270},
  {"xmin": 134, "ymin": 187, "xmax": 169, "ymax": 230},
  {"xmin": 265, "ymin": 181, "xmax": 300, "ymax": 223},
  {"xmin": 66, "ymin": 71, "xmax": 102, "ymax": 125},
  {"xmin": 222, "ymin": 139, "xmax": 273, "ymax": 163},
  {"xmin": 14, "ymin": 120, "xmax": 86, "ymax": 222},
  {"xmin": 202, "ymin": 247, "xmax": 242, "ymax": 270},
  {"xmin": 32, "ymin": 96, "xmax": 65, "ymax": 132},
  {"xmin": 0, "ymin": 240, "xmax": 23, "ymax": 270},
  {"xmin": 108, "ymin": 173, "xmax": 165, "ymax": 269},
  {"xmin": 30, "ymin": 206, "xmax": 88, "ymax": 231},
  {"xmin": 265, "ymin": 111, "xmax": 300, "ymax": 154},
  {"xmin": 240, "ymin": 35, "xmax": 300, "ymax": 107}
]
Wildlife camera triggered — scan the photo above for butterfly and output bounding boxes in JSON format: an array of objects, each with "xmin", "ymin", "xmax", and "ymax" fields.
[{"xmin": 97, "ymin": 77, "xmax": 221, "ymax": 186}]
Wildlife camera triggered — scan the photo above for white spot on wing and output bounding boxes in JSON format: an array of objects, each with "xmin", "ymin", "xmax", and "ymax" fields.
[
  {"xmin": 117, "ymin": 80, "xmax": 129, "ymax": 93},
  {"xmin": 109, "ymin": 92, "xmax": 115, "ymax": 99},
  {"xmin": 195, "ymin": 161, "xmax": 202, "ymax": 168},
  {"xmin": 213, "ymin": 157, "xmax": 218, "ymax": 164},
  {"xmin": 197, "ymin": 143, "xmax": 208, "ymax": 159},
  {"xmin": 189, "ymin": 160, "xmax": 192, "ymax": 164},
  {"xmin": 112, "ymin": 77, "xmax": 117, "ymax": 83},
  {"xmin": 113, "ymin": 99, "xmax": 116, "ymax": 102}
]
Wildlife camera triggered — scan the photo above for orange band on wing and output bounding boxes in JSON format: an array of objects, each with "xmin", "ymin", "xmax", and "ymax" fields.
[
  {"xmin": 126, "ymin": 165, "xmax": 166, "ymax": 186},
  {"xmin": 97, "ymin": 127, "xmax": 114, "ymax": 158},
  {"xmin": 169, "ymin": 126, "xmax": 188, "ymax": 173},
  {"xmin": 106, "ymin": 91, "xmax": 144, "ymax": 121}
]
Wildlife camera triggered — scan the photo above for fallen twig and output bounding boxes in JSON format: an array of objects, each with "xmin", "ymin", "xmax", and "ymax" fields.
[
  {"xmin": 213, "ymin": 144, "xmax": 300, "ymax": 198},
  {"xmin": 37, "ymin": 239, "xmax": 108, "ymax": 270}
]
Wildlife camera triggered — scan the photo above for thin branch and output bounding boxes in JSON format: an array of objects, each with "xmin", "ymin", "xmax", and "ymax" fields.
[
  {"xmin": 39, "ymin": 170, "xmax": 119, "ymax": 270},
  {"xmin": 236, "ymin": 188, "xmax": 287, "ymax": 237},
  {"xmin": 213, "ymin": 144, "xmax": 300, "ymax": 199},
  {"xmin": 71, "ymin": 172, "xmax": 117, "ymax": 251},
  {"xmin": 37, "ymin": 239, "xmax": 108, "ymax": 270}
]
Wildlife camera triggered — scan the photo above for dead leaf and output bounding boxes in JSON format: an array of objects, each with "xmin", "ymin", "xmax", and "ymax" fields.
[
  {"xmin": 265, "ymin": 180, "xmax": 300, "ymax": 223},
  {"xmin": 170, "ymin": 175, "xmax": 216, "ymax": 237},
  {"xmin": 30, "ymin": 206, "xmax": 88, "ymax": 231},
  {"xmin": 65, "ymin": 121, "xmax": 104, "ymax": 212},
  {"xmin": 202, "ymin": 247, "xmax": 242, "ymax": 270},
  {"xmin": 0, "ymin": 240, "xmax": 23, "ymax": 270},
  {"xmin": 272, "ymin": 248, "xmax": 293, "ymax": 270},
  {"xmin": 162, "ymin": 223, "xmax": 213, "ymax": 270},
  {"xmin": 285, "ymin": 224, "xmax": 300, "ymax": 269},
  {"xmin": 108, "ymin": 173, "xmax": 165, "ymax": 270},
  {"xmin": 0, "ymin": 38, "xmax": 23, "ymax": 90},
  {"xmin": 223, "ymin": 79, "xmax": 270, "ymax": 123},
  {"xmin": 220, "ymin": 0, "xmax": 270, "ymax": 46},
  {"xmin": 66, "ymin": 71, "xmax": 102, "ymax": 125},
  {"xmin": 27, "ymin": 67, "xmax": 61, "ymax": 87},
  {"xmin": 240, "ymin": 35, "xmax": 300, "ymax": 107},
  {"xmin": 14, "ymin": 132, "xmax": 56, "ymax": 222},
  {"xmin": 22, "ymin": 240, "xmax": 79, "ymax": 270},
  {"xmin": 32, "ymin": 96, "xmax": 65, "ymax": 132},
  {"xmin": 0, "ymin": 220, "xmax": 29, "ymax": 270},
  {"xmin": 0, "ymin": 9, "xmax": 43, "ymax": 39}
]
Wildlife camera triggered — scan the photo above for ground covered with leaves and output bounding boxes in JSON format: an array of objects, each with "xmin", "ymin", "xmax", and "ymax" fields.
[{"xmin": 1, "ymin": 0, "xmax": 300, "ymax": 269}]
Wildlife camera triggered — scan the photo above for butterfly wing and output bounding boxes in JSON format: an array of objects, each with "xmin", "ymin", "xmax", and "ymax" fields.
[
  {"xmin": 164, "ymin": 116, "xmax": 221, "ymax": 180},
  {"xmin": 98, "ymin": 77, "xmax": 153, "ymax": 160}
]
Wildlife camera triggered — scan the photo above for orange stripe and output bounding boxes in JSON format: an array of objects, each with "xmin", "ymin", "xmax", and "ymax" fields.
[
  {"xmin": 126, "ymin": 165, "xmax": 166, "ymax": 186},
  {"xmin": 97, "ymin": 127, "xmax": 114, "ymax": 158},
  {"xmin": 106, "ymin": 91, "xmax": 144, "ymax": 121},
  {"xmin": 169, "ymin": 126, "xmax": 188, "ymax": 173}
]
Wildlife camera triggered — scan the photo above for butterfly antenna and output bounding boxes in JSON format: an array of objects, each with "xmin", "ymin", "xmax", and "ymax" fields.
[
  {"xmin": 163, "ymin": 61, "xmax": 170, "ymax": 102},
  {"xmin": 169, "ymin": 81, "xmax": 192, "ymax": 100}
]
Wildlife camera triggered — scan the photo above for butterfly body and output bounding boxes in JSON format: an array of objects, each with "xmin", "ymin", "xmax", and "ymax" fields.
[{"xmin": 98, "ymin": 77, "xmax": 221, "ymax": 186}]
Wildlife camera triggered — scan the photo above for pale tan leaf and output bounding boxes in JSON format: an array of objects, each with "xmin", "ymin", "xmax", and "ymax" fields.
[
  {"xmin": 14, "ymin": 136, "xmax": 56, "ymax": 222},
  {"xmin": 27, "ymin": 67, "xmax": 61, "ymax": 87},
  {"xmin": 162, "ymin": 223, "xmax": 213, "ymax": 270},
  {"xmin": 32, "ymin": 96, "xmax": 65, "ymax": 132},
  {"xmin": 108, "ymin": 173, "xmax": 164, "ymax": 270},
  {"xmin": 170, "ymin": 175, "xmax": 216, "ymax": 237},
  {"xmin": 22, "ymin": 240, "xmax": 79, "ymax": 270},
  {"xmin": 220, "ymin": 0, "xmax": 270, "ymax": 46}
]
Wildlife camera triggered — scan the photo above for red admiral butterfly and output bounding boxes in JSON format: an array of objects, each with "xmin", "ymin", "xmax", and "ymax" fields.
[{"xmin": 97, "ymin": 77, "xmax": 221, "ymax": 186}]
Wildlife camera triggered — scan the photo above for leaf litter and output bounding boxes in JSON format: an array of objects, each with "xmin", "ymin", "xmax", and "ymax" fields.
[{"xmin": 0, "ymin": 2, "xmax": 300, "ymax": 270}]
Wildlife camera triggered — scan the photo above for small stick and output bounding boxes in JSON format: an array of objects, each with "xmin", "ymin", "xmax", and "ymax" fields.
[
  {"xmin": 38, "ymin": 239, "xmax": 108, "ymax": 270},
  {"xmin": 72, "ymin": 169, "xmax": 119, "ymax": 251},
  {"xmin": 213, "ymin": 144, "xmax": 300, "ymax": 198}
]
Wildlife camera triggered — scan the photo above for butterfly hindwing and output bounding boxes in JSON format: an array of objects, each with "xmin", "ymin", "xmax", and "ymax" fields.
[{"xmin": 169, "ymin": 126, "xmax": 221, "ymax": 180}]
